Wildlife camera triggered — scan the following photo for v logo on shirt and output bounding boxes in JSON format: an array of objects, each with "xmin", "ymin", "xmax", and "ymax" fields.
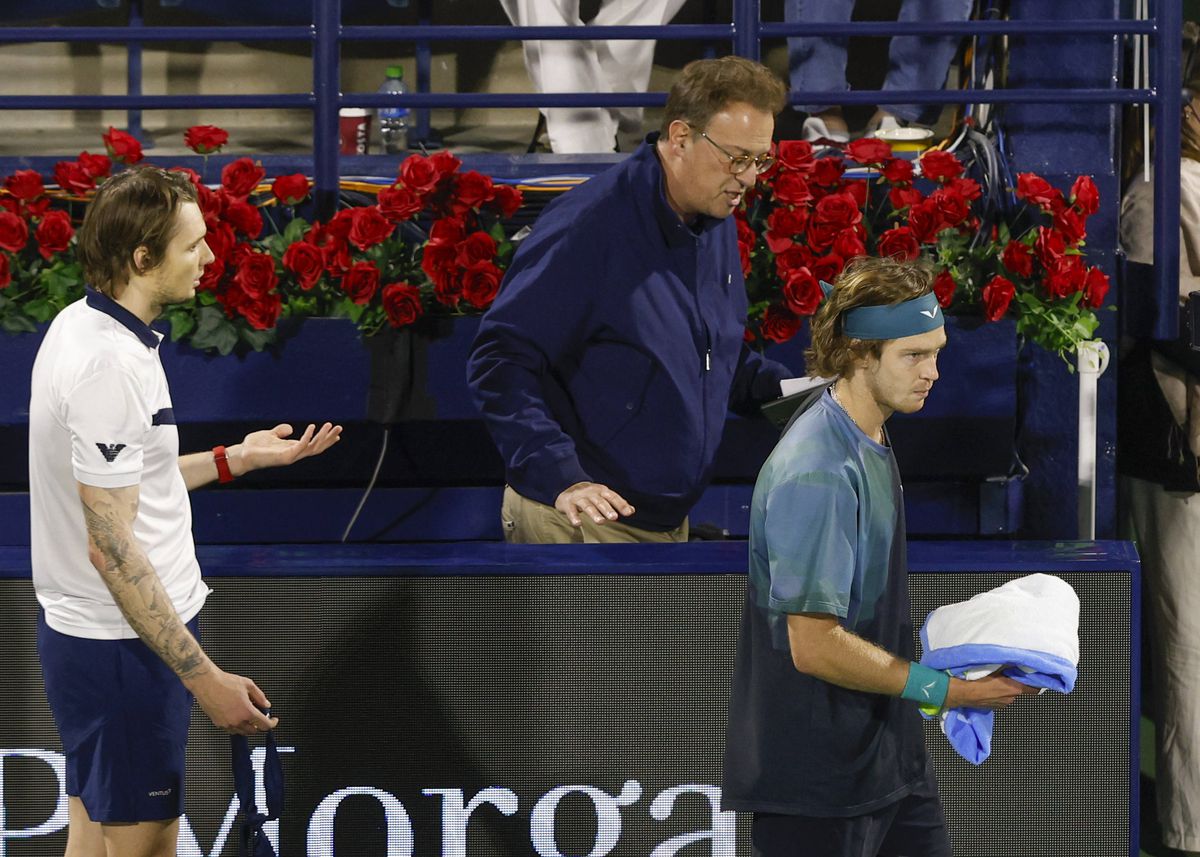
[{"xmin": 96, "ymin": 443, "xmax": 127, "ymax": 463}]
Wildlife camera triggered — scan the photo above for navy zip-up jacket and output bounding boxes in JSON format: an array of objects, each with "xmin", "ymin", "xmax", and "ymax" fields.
[{"xmin": 467, "ymin": 135, "xmax": 790, "ymax": 531}]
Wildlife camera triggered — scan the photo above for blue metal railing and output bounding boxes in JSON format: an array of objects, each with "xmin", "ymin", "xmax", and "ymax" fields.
[{"xmin": 0, "ymin": 0, "xmax": 1182, "ymax": 308}]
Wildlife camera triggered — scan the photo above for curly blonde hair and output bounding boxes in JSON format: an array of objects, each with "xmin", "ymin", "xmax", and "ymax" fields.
[{"xmin": 805, "ymin": 256, "xmax": 936, "ymax": 378}]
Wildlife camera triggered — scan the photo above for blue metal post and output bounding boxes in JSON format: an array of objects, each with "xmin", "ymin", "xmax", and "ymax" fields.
[
  {"xmin": 1153, "ymin": 0, "xmax": 1183, "ymax": 328},
  {"xmin": 126, "ymin": 0, "xmax": 145, "ymax": 145},
  {"xmin": 313, "ymin": 0, "xmax": 341, "ymax": 219},
  {"xmin": 414, "ymin": 0, "xmax": 434, "ymax": 147},
  {"xmin": 732, "ymin": 0, "xmax": 761, "ymax": 60}
]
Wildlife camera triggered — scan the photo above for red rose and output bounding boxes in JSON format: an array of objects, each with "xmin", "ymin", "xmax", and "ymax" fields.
[
  {"xmin": 738, "ymin": 242, "xmax": 752, "ymax": 277},
  {"xmin": 0, "ymin": 211, "xmax": 29, "ymax": 252},
  {"xmin": 929, "ymin": 187, "xmax": 970, "ymax": 228},
  {"xmin": 982, "ymin": 275, "xmax": 1015, "ymax": 321},
  {"xmin": 77, "ymin": 152, "xmax": 112, "ymax": 180},
  {"xmin": 456, "ymin": 231, "xmax": 498, "ymax": 267},
  {"xmin": 232, "ymin": 250, "xmax": 278, "ymax": 297},
  {"xmin": 810, "ymin": 253, "xmax": 845, "ymax": 285},
  {"xmin": 53, "ymin": 161, "xmax": 95, "ymax": 196},
  {"xmin": 806, "ymin": 222, "xmax": 840, "ymax": 254},
  {"xmin": 735, "ymin": 214, "xmax": 756, "ymax": 246},
  {"xmin": 5, "ymin": 170, "xmax": 44, "ymax": 201},
  {"xmin": 933, "ymin": 270, "xmax": 957, "ymax": 308},
  {"xmin": 433, "ymin": 270, "xmax": 462, "ymax": 307},
  {"xmin": 196, "ymin": 183, "xmax": 223, "ymax": 219},
  {"xmin": 765, "ymin": 206, "xmax": 807, "ymax": 247},
  {"xmin": 775, "ymin": 140, "xmax": 815, "ymax": 173},
  {"xmin": 0, "ymin": 253, "xmax": 10, "ymax": 289},
  {"xmin": 782, "ymin": 267, "xmax": 822, "ymax": 315},
  {"xmin": 282, "ymin": 240, "xmax": 325, "ymax": 290},
  {"xmin": 220, "ymin": 157, "xmax": 266, "ymax": 199},
  {"xmin": 1034, "ymin": 226, "xmax": 1066, "ymax": 268},
  {"xmin": 1071, "ymin": 175, "xmax": 1100, "ymax": 217},
  {"xmin": 771, "ymin": 171, "xmax": 812, "ymax": 206},
  {"xmin": 881, "ymin": 158, "xmax": 914, "ymax": 185},
  {"xmin": 429, "ymin": 216, "xmax": 467, "ymax": 246},
  {"xmin": 813, "ymin": 192, "xmax": 862, "ymax": 230},
  {"xmin": 876, "ymin": 226, "xmax": 921, "ymax": 261},
  {"xmin": 184, "ymin": 124, "xmax": 229, "ymax": 155},
  {"xmin": 1001, "ymin": 240, "xmax": 1033, "ymax": 277},
  {"xmin": 342, "ymin": 260, "xmax": 380, "ymax": 305},
  {"xmin": 889, "ymin": 186, "xmax": 924, "ymax": 211},
  {"xmin": 26, "ymin": 198, "xmax": 51, "ymax": 220},
  {"xmin": 845, "ymin": 137, "xmax": 893, "ymax": 165},
  {"xmin": 1054, "ymin": 207, "xmax": 1087, "ymax": 245},
  {"xmin": 0, "ymin": 198, "xmax": 18, "ymax": 217},
  {"xmin": 1043, "ymin": 255, "xmax": 1086, "ymax": 298},
  {"xmin": 454, "ymin": 171, "xmax": 495, "ymax": 209},
  {"xmin": 774, "ymin": 244, "xmax": 814, "ymax": 280},
  {"xmin": 204, "ymin": 218, "xmax": 237, "ymax": 262},
  {"xmin": 760, "ymin": 304, "xmax": 802, "ymax": 343},
  {"xmin": 230, "ymin": 288, "xmax": 282, "ymax": 331},
  {"xmin": 488, "ymin": 184, "xmax": 523, "ymax": 219},
  {"xmin": 919, "ymin": 150, "xmax": 964, "ymax": 183},
  {"xmin": 399, "ymin": 154, "xmax": 440, "ymax": 194},
  {"xmin": 833, "ymin": 227, "xmax": 867, "ymax": 260},
  {"xmin": 322, "ymin": 239, "xmax": 351, "ymax": 276},
  {"xmin": 1016, "ymin": 173, "xmax": 1064, "ymax": 212},
  {"xmin": 811, "ymin": 157, "xmax": 846, "ymax": 186},
  {"xmin": 224, "ymin": 200, "xmax": 264, "ymax": 238},
  {"xmin": 324, "ymin": 209, "xmax": 356, "ymax": 243},
  {"xmin": 462, "ymin": 260, "xmax": 503, "ymax": 309},
  {"xmin": 198, "ymin": 257, "xmax": 225, "ymax": 292},
  {"xmin": 382, "ymin": 282, "xmax": 424, "ymax": 327},
  {"xmin": 907, "ymin": 199, "xmax": 946, "ymax": 244},
  {"xmin": 102, "ymin": 127, "xmax": 143, "ymax": 165},
  {"xmin": 428, "ymin": 150, "xmax": 462, "ymax": 182},
  {"xmin": 422, "ymin": 240, "xmax": 457, "ymax": 284},
  {"xmin": 34, "ymin": 210, "xmax": 73, "ymax": 260},
  {"xmin": 348, "ymin": 206, "xmax": 394, "ymax": 251},
  {"xmin": 271, "ymin": 173, "xmax": 310, "ymax": 206},
  {"xmin": 946, "ymin": 177, "xmax": 982, "ymax": 201},
  {"xmin": 1083, "ymin": 266, "xmax": 1110, "ymax": 308},
  {"xmin": 378, "ymin": 184, "xmax": 423, "ymax": 222}
]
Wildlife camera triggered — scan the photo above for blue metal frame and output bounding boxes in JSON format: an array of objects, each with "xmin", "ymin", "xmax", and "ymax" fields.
[{"xmin": 0, "ymin": 1, "xmax": 1181, "ymax": 308}]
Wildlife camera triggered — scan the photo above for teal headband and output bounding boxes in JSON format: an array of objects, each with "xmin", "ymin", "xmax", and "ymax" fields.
[{"xmin": 820, "ymin": 280, "xmax": 944, "ymax": 341}]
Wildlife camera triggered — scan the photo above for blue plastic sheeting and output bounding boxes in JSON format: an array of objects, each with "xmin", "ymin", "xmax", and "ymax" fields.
[{"xmin": 0, "ymin": 538, "xmax": 1141, "ymax": 579}]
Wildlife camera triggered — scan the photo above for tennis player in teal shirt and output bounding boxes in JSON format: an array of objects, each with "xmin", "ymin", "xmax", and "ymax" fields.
[{"xmin": 722, "ymin": 256, "xmax": 1035, "ymax": 856}]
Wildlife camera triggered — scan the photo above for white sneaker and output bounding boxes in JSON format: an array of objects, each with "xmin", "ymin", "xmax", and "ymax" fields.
[{"xmin": 801, "ymin": 116, "xmax": 850, "ymax": 144}]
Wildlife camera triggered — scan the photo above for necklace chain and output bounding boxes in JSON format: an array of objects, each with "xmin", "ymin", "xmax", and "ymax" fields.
[{"xmin": 830, "ymin": 385, "xmax": 884, "ymax": 445}]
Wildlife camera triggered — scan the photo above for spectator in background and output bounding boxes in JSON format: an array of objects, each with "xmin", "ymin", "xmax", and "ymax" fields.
[
  {"xmin": 468, "ymin": 56, "xmax": 798, "ymax": 543},
  {"xmin": 1118, "ymin": 69, "xmax": 1200, "ymax": 857},
  {"xmin": 785, "ymin": 0, "xmax": 974, "ymax": 143},
  {"xmin": 498, "ymin": 0, "xmax": 688, "ymax": 153}
]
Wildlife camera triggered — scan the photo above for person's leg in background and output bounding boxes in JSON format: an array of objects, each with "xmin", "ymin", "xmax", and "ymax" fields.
[
  {"xmin": 590, "ymin": 0, "xmax": 689, "ymax": 149},
  {"xmin": 497, "ymin": 0, "xmax": 616, "ymax": 152},
  {"xmin": 1124, "ymin": 476, "xmax": 1200, "ymax": 856},
  {"xmin": 875, "ymin": 0, "xmax": 974, "ymax": 129},
  {"xmin": 783, "ymin": 0, "xmax": 856, "ymax": 141}
]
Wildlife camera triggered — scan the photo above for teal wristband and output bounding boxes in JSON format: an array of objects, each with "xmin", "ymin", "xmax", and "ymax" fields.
[{"xmin": 901, "ymin": 662, "xmax": 950, "ymax": 711}]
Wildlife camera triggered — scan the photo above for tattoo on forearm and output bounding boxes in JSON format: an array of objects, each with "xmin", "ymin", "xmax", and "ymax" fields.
[{"xmin": 80, "ymin": 494, "xmax": 208, "ymax": 680}]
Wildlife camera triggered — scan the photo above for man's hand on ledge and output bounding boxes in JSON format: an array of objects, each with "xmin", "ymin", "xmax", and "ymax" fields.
[{"xmin": 555, "ymin": 481, "xmax": 635, "ymax": 527}]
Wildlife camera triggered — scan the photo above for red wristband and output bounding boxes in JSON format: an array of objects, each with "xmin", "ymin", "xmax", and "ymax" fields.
[{"xmin": 213, "ymin": 445, "xmax": 234, "ymax": 484}]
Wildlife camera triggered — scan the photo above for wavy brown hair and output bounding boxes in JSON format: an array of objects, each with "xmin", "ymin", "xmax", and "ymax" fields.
[
  {"xmin": 805, "ymin": 256, "xmax": 936, "ymax": 378},
  {"xmin": 660, "ymin": 56, "xmax": 787, "ymax": 137},
  {"xmin": 76, "ymin": 166, "xmax": 198, "ymax": 297}
]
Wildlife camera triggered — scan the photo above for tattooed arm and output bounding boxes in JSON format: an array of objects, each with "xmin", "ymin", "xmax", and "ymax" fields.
[{"xmin": 77, "ymin": 481, "xmax": 278, "ymax": 735}]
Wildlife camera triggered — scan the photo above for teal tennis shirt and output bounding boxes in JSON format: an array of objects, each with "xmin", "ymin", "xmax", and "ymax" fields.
[{"xmin": 722, "ymin": 391, "xmax": 935, "ymax": 816}]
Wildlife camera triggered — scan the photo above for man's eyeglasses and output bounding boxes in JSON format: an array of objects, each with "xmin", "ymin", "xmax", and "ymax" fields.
[{"xmin": 694, "ymin": 128, "xmax": 775, "ymax": 175}]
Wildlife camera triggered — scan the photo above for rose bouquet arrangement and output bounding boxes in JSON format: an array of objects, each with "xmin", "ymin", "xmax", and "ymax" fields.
[
  {"xmin": 739, "ymin": 136, "xmax": 1109, "ymax": 360},
  {"xmin": 0, "ymin": 126, "xmax": 523, "ymax": 354}
]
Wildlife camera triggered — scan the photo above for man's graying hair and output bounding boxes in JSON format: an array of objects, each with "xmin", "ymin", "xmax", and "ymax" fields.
[{"xmin": 660, "ymin": 56, "xmax": 787, "ymax": 136}]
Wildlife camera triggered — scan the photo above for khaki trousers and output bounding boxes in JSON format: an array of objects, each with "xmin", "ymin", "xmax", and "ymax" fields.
[{"xmin": 501, "ymin": 485, "xmax": 688, "ymax": 544}]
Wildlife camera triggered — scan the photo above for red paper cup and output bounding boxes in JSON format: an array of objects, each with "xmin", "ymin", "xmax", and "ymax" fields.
[{"xmin": 338, "ymin": 108, "xmax": 371, "ymax": 155}]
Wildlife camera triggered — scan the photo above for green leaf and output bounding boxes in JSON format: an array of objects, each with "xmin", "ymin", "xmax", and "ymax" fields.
[
  {"xmin": 24, "ymin": 297, "xmax": 56, "ymax": 323},
  {"xmin": 166, "ymin": 310, "xmax": 196, "ymax": 341},
  {"xmin": 189, "ymin": 306, "xmax": 239, "ymax": 356},
  {"xmin": 239, "ymin": 327, "xmax": 277, "ymax": 351},
  {"xmin": 282, "ymin": 217, "xmax": 309, "ymax": 245},
  {"xmin": 0, "ymin": 313, "xmax": 37, "ymax": 333}
]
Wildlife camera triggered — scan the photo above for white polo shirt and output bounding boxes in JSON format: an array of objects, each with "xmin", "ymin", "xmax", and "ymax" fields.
[{"xmin": 29, "ymin": 290, "xmax": 207, "ymax": 639}]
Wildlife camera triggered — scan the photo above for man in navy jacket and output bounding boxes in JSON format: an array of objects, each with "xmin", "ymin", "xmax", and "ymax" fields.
[{"xmin": 468, "ymin": 56, "xmax": 793, "ymax": 543}]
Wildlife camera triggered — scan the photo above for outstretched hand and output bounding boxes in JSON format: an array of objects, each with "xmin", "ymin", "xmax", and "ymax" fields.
[{"xmin": 236, "ymin": 422, "xmax": 342, "ymax": 475}]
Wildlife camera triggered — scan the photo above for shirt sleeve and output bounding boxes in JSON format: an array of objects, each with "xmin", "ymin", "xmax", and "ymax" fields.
[
  {"xmin": 728, "ymin": 343, "xmax": 791, "ymax": 415},
  {"xmin": 762, "ymin": 469, "xmax": 858, "ymax": 617},
  {"xmin": 466, "ymin": 211, "xmax": 603, "ymax": 501},
  {"xmin": 64, "ymin": 364, "xmax": 149, "ymax": 488}
]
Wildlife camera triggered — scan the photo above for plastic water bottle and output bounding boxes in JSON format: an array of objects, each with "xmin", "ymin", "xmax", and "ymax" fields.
[{"xmin": 377, "ymin": 65, "xmax": 410, "ymax": 154}]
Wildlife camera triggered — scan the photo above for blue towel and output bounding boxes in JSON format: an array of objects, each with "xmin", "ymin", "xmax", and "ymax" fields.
[{"xmin": 918, "ymin": 574, "xmax": 1080, "ymax": 764}]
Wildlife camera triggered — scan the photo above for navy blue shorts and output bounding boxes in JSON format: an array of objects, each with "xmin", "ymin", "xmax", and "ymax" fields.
[
  {"xmin": 751, "ymin": 791, "xmax": 953, "ymax": 857},
  {"xmin": 37, "ymin": 611, "xmax": 198, "ymax": 823}
]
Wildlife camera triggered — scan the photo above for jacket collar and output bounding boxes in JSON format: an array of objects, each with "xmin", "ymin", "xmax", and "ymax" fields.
[
  {"xmin": 638, "ymin": 133, "xmax": 726, "ymax": 247},
  {"xmin": 85, "ymin": 287, "xmax": 161, "ymax": 349}
]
